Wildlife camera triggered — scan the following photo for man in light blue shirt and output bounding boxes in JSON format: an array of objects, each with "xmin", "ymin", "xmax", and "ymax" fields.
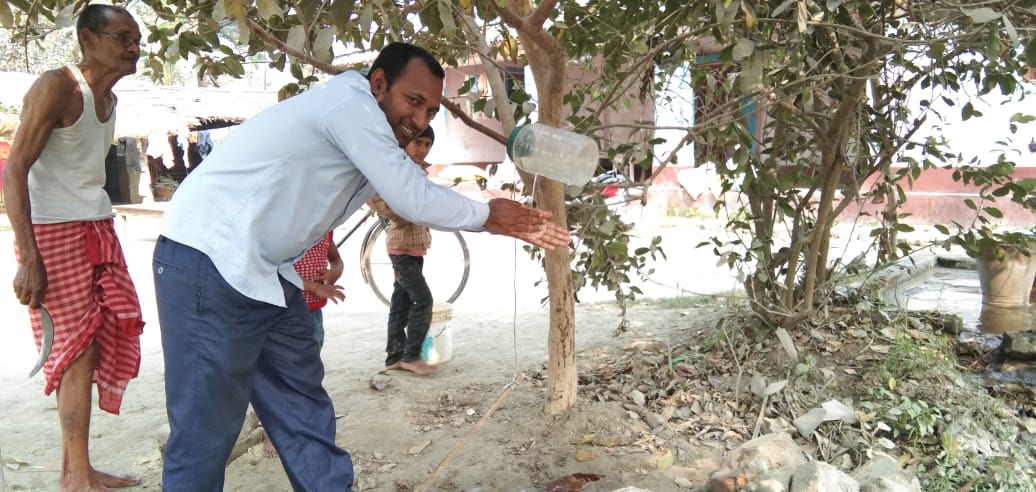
[{"xmin": 153, "ymin": 42, "xmax": 568, "ymax": 490}]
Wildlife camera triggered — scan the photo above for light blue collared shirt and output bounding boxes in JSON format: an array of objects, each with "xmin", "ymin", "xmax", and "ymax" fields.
[{"xmin": 161, "ymin": 71, "xmax": 489, "ymax": 307}]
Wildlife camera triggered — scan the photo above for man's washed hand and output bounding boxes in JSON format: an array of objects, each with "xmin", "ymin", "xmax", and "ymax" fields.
[
  {"xmin": 483, "ymin": 198, "xmax": 570, "ymax": 249},
  {"xmin": 13, "ymin": 257, "xmax": 48, "ymax": 309}
]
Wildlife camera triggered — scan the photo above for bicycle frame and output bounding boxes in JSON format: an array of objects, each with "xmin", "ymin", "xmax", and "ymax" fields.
[
  {"xmin": 333, "ymin": 206, "xmax": 470, "ymax": 306},
  {"xmin": 333, "ymin": 208, "xmax": 376, "ymax": 250}
]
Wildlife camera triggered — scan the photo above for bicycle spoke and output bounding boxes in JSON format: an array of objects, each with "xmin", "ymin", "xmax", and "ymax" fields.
[{"xmin": 361, "ymin": 222, "xmax": 470, "ymax": 307}]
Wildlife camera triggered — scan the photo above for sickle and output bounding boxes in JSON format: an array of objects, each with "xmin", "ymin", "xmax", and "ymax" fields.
[{"xmin": 28, "ymin": 306, "xmax": 54, "ymax": 378}]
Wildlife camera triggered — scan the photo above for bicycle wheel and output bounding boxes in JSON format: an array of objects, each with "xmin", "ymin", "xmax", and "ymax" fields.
[{"xmin": 360, "ymin": 221, "xmax": 471, "ymax": 307}]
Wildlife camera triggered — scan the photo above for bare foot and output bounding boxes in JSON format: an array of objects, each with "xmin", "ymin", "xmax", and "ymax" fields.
[
  {"xmin": 58, "ymin": 474, "xmax": 110, "ymax": 492},
  {"xmin": 93, "ymin": 470, "xmax": 140, "ymax": 488},
  {"xmin": 58, "ymin": 482, "xmax": 111, "ymax": 492},
  {"xmin": 395, "ymin": 359, "xmax": 438, "ymax": 376},
  {"xmin": 262, "ymin": 431, "xmax": 279, "ymax": 459}
]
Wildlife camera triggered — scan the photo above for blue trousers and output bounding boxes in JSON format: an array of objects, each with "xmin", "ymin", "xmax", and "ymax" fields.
[
  {"xmin": 153, "ymin": 236, "xmax": 353, "ymax": 491},
  {"xmin": 311, "ymin": 308, "xmax": 325, "ymax": 348}
]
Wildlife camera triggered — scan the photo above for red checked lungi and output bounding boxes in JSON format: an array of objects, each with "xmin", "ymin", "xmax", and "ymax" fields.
[{"xmin": 14, "ymin": 219, "xmax": 144, "ymax": 414}]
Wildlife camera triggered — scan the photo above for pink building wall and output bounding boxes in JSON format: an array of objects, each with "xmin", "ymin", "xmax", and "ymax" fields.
[{"xmin": 428, "ymin": 62, "xmax": 655, "ymax": 182}]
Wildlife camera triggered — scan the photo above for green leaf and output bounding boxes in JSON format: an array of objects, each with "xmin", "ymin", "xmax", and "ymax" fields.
[
  {"xmin": 732, "ymin": 39, "xmax": 754, "ymax": 61},
  {"xmin": 358, "ymin": 3, "xmax": 374, "ymax": 38},
  {"xmin": 964, "ymin": 198, "xmax": 977, "ymax": 210},
  {"xmin": 54, "ymin": 3, "xmax": 73, "ymax": 29},
  {"xmin": 256, "ymin": 0, "xmax": 283, "ymax": 20},
  {"xmin": 718, "ymin": 44, "xmax": 735, "ymax": 62},
  {"xmin": 1026, "ymin": 38, "xmax": 1036, "ymax": 67},
  {"xmin": 796, "ymin": 0, "xmax": 808, "ymax": 32},
  {"xmin": 1002, "ymin": 15, "xmax": 1018, "ymax": 44},
  {"xmin": 418, "ymin": 1, "xmax": 443, "ymax": 34},
  {"xmin": 436, "ymin": 0, "xmax": 456, "ymax": 38},
  {"xmin": 656, "ymin": 450, "xmax": 674, "ymax": 469},
  {"xmin": 0, "ymin": 0, "xmax": 13, "ymax": 29},
  {"xmin": 297, "ymin": 0, "xmax": 320, "ymax": 26},
  {"xmin": 965, "ymin": 7, "xmax": 1000, "ymax": 24},
  {"xmin": 771, "ymin": 0, "xmax": 794, "ymax": 16},
  {"xmin": 224, "ymin": 56, "xmax": 245, "ymax": 77},
  {"xmin": 738, "ymin": 52, "xmax": 762, "ymax": 95},
  {"xmin": 225, "ymin": 0, "xmax": 245, "ymax": 21},
  {"xmin": 331, "ymin": 0, "xmax": 356, "ymax": 28},
  {"xmin": 986, "ymin": 28, "xmax": 1001, "ymax": 60},
  {"xmin": 1010, "ymin": 113, "xmax": 1035, "ymax": 124},
  {"xmin": 212, "ymin": 0, "xmax": 227, "ymax": 21},
  {"xmin": 740, "ymin": 0, "xmax": 757, "ymax": 29},
  {"xmin": 984, "ymin": 207, "xmax": 1004, "ymax": 219},
  {"xmin": 962, "ymin": 102, "xmax": 976, "ymax": 120},
  {"xmin": 237, "ymin": 18, "xmax": 250, "ymax": 45},
  {"xmin": 313, "ymin": 27, "xmax": 336, "ymax": 64},
  {"xmin": 286, "ymin": 25, "xmax": 306, "ymax": 62}
]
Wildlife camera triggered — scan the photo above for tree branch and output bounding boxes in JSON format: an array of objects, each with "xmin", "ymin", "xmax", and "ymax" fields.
[
  {"xmin": 244, "ymin": 17, "xmax": 346, "ymax": 75},
  {"xmin": 495, "ymin": 3, "xmax": 525, "ymax": 31},
  {"xmin": 460, "ymin": 13, "xmax": 517, "ymax": 133},
  {"xmin": 529, "ymin": 0, "xmax": 558, "ymax": 28},
  {"xmin": 441, "ymin": 98, "xmax": 507, "ymax": 145}
]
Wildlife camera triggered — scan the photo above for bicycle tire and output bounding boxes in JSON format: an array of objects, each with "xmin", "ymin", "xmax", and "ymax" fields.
[{"xmin": 360, "ymin": 220, "xmax": 471, "ymax": 307}]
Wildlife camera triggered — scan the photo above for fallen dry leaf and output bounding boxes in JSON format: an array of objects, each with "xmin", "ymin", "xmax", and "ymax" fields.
[
  {"xmin": 656, "ymin": 450, "xmax": 674, "ymax": 468},
  {"xmin": 592, "ymin": 435, "xmax": 625, "ymax": 447},
  {"xmin": 574, "ymin": 449, "xmax": 596, "ymax": 462},
  {"xmin": 406, "ymin": 440, "xmax": 431, "ymax": 455},
  {"xmin": 368, "ymin": 375, "xmax": 392, "ymax": 391}
]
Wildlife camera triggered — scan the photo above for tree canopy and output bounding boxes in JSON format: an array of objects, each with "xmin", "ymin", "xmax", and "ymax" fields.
[{"xmin": 3, "ymin": 0, "xmax": 1035, "ymax": 409}]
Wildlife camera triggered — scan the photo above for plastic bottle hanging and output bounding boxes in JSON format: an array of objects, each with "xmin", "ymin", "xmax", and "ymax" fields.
[{"xmin": 506, "ymin": 124, "xmax": 599, "ymax": 186}]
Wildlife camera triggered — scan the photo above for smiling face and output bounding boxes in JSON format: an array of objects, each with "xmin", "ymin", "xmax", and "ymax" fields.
[
  {"xmin": 369, "ymin": 59, "xmax": 443, "ymax": 147},
  {"xmin": 82, "ymin": 11, "xmax": 141, "ymax": 76}
]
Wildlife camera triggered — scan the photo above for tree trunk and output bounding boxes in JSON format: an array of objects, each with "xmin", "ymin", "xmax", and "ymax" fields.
[
  {"xmin": 538, "ymin": 179, "xmax": 577, "ymax": 413},
  {"xmin": 516, "ymin": 20, "xmax": 577, "ymax": 415}
]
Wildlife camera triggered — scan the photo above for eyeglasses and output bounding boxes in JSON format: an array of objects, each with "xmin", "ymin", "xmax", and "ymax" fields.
[{"xmin": 94, "ymin": 31, "xmax": 143, "ymax": 48}]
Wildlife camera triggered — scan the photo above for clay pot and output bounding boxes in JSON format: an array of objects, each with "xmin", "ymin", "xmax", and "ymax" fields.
[{"xmin": 977, "ymin": 247, "xmax": 1036, "ymax": 309}]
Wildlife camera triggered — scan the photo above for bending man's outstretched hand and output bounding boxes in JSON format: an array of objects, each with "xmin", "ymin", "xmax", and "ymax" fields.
[{"xmin": 483, "ymin": 198, "xmax": 570, "ymax": 250}]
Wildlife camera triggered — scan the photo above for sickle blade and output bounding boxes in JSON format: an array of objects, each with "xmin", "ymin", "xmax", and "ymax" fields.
[{"xmin": 28, "ymin": 307, "xmax": 55, "ymax": 378}]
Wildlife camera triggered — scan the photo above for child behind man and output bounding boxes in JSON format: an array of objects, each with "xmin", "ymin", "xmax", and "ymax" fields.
[
  {"xmin": 293, "ymin": 231, "xmax": 345, "ymax": 347},
  {"xmin": 262, "ymin": 232, "xmax": 344, "ymax": 457},
  {"xmin": 368, "ymin": 126, "xmax": 437, "ymax": 376}
]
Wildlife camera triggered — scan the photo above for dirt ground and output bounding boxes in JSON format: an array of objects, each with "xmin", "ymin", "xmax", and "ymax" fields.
[
  {"xmin": 0, "ymin": 213, "xmax": 736, "ymax": 491},
  {"xmin": 1, "ymin": 298, "xmax": 722, "ymax": 491},
  {"xmin": 6, "ymin": 215, "xmax": 1031, "ymax": 491}
]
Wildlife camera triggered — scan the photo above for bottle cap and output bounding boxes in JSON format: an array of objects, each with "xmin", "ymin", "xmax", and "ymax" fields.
[{"xmin": 505, "ymin": 125, "xmax": 524, "ymax": 161}]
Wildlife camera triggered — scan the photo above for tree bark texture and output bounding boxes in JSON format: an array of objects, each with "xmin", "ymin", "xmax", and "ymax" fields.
[{"xmin": 501, "ymin": 0, "xmax": 577, "ymax": 414}]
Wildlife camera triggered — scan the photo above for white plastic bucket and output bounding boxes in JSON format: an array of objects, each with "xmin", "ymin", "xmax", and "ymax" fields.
[{"xmin": 420, "ymin": 303, "xmax": 453, "ymax": 363}]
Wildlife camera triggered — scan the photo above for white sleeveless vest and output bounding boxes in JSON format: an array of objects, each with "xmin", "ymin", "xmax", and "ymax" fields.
[{"xmin": 28, "ymin": 64, "xmax": 116, "ymax": 224}]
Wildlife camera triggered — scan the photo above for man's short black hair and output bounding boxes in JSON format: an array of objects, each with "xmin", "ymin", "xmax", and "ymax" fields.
[
  {"xmin": 76, "ymin": 4, "xmax": 134, "ymax": 52},
  {"xmin": 367, "ymin": 42, "xmax": 445, "ymax": 89}
]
